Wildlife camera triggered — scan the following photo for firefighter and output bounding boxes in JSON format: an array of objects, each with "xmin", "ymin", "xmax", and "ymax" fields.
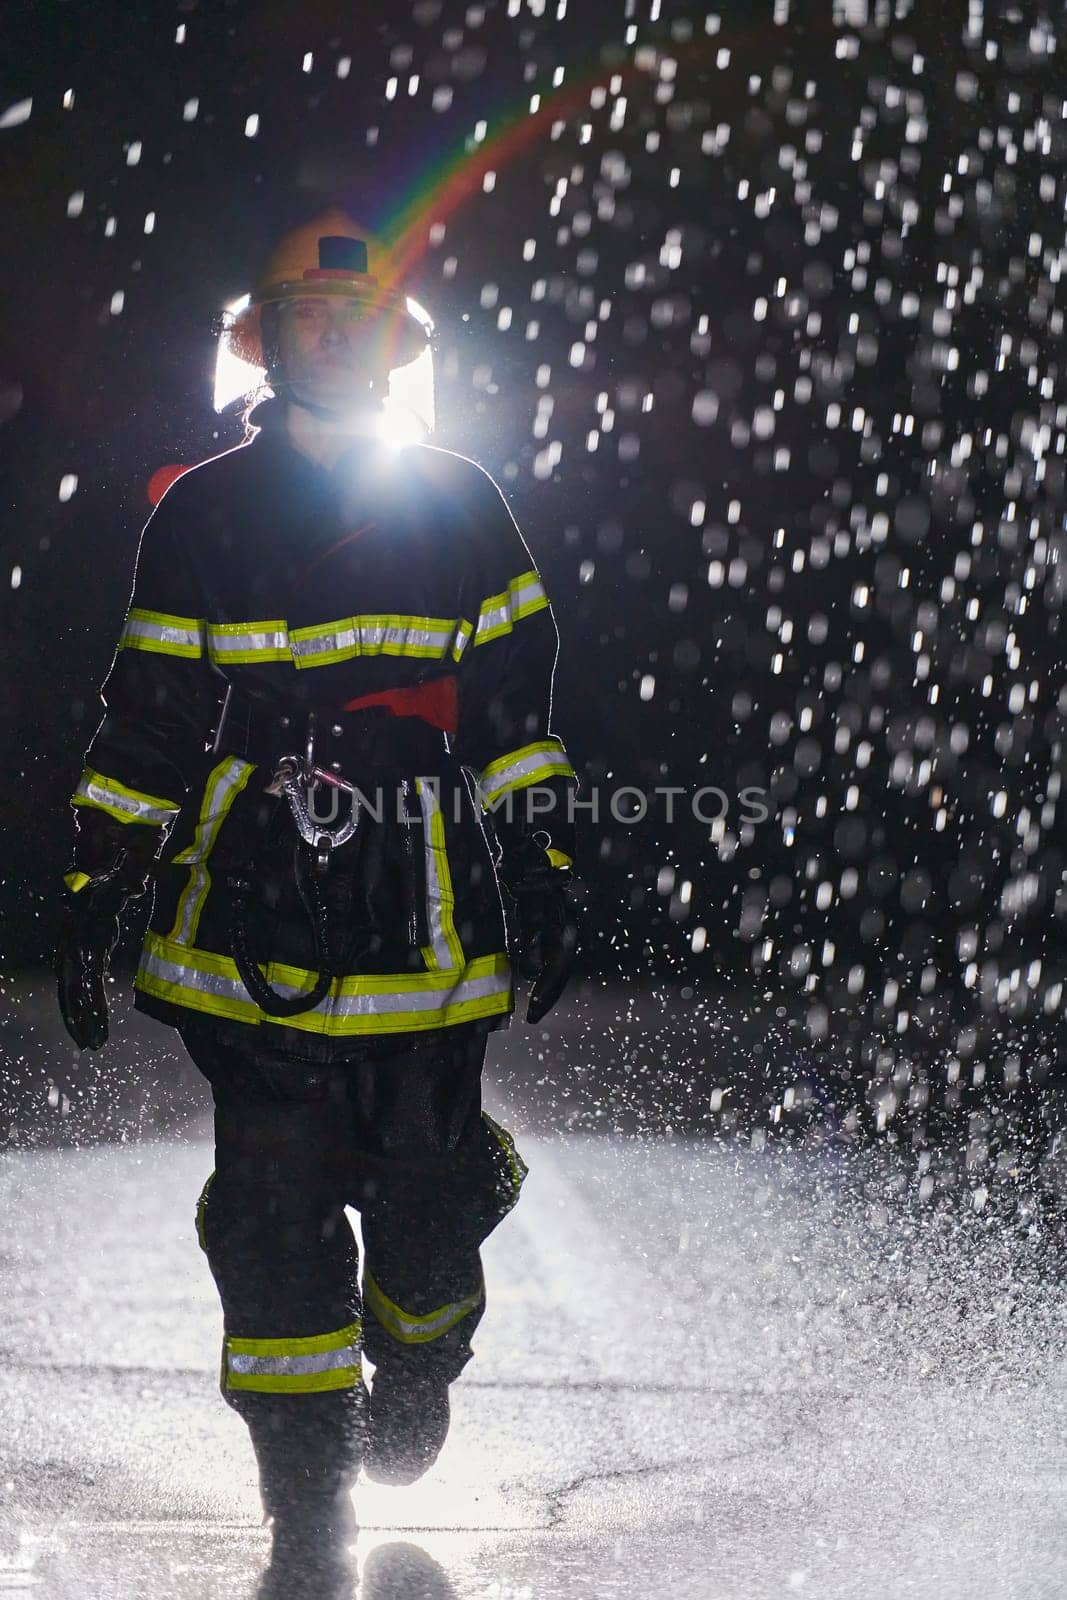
[{"xmin": 54, "ymin": 208, "xmax": 582, "ymax": 1596}]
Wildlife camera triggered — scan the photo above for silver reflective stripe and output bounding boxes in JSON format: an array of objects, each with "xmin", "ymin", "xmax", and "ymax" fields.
[
  {"xmin": 364, "ymin": 1270, "xmax": 485, "ymax": 1345},
  {"xmin": 450, "ymin": 619, "xmax": 473, "ymax": 662},
  {"xmin": 168, "ymin": 758, "xmax": 256, "ymax": 945},
  {"xmin": 203, "ymin": 617, "xmax": 461, "ymax": 665},
  {"xmin": 290, "ymin": 619, "xmax": 454, "ymax": 664},
  {"xmin": 473, "ymin": 603, "xmax": 509, "ymax": 642},
  {"xmin": 138, "ymin": 942, "xmax": 511, "ymax": 1018},
  {"xmin": 140, "ymin": 946, "xmax": 251, "ymax": 1005},
  {"xmin": 291, "ymin": 625, "xmax": 359, "ymax": 660},
  {"xmin": 329, "ymin": 971, "xmax": 506, "ymax": 1017},
  {"xmin": 207, "ymin": 625, "xmax": 290, "ymax": 658},
  {"xmin": 223, "ymin": 1320, "xmax": 363, "ymax": 1392},
  {"xmin": 228, "ymin": 1345, "xmax": 360, "ymax": 1378},
  {"xmin": 121, "ymin": 611, "xmax": 203, "ymax": 656},
  {"xmin": 478, "ymin": 744, "xmax": 575, "ymax": 806},
  {"xmin": 74, "ymin": 771, "xmax": 181, "ymax": 826},
  {"xmin": 508, "ymin": 574, "xmax": 548, "ymax": 616},
  {"xmin": 473, "ymin": 572, "xmax": 549, "ymax": 644}
]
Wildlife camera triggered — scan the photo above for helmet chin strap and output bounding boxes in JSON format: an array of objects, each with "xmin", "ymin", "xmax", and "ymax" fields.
[{"xmin": 263, "ymin": 363, "xmax": 387, "ymax": 425}]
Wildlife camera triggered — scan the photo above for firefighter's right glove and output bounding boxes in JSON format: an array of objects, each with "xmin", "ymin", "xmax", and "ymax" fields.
[
  {"xmin": 55, "ymin": 850, "xmax": 150, "ymax": 1051},
  {"xmin": 498, "ymin": 833, "xmax": 583, "ymax": 1026}
]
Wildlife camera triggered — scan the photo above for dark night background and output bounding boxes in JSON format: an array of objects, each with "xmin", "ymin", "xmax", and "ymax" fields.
[{"xmin": 3, "ymin": 0, "xmax": 1066, "ymax": 1159}]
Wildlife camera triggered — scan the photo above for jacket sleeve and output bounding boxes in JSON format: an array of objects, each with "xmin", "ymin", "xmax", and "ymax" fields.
[
  {"xmin": 65, "ymin": 479, "xmax": 222, "ymax": 890},
  {"xmin": 450, "ymin": 464, "xmax": 579, "ymax": 873}
]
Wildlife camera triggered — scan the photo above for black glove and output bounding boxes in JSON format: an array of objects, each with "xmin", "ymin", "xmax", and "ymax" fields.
[
  {"xmin": 55, "ymin": 842, "xmax": 152, "ymax": 1051},
  {"xmin": 497, "ymin": 829, "xmax": 583, "ymax": 1026}
]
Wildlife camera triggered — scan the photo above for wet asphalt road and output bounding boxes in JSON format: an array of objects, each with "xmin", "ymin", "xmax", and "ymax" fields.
[{"xmin": 2, "ymin": 1041, "xmax": 1067, "ymax": 1599}]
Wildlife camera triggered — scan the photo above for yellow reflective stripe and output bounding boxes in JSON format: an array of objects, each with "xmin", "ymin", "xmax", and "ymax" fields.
[
  {"xmin": 483, "ymin": 752, "xmax": 579, "ymax": 806},
  {"xmin": 224, "ymin": 1320, "xmax": 363, "ymax": 1394},
  {"xmin": 416, "ymin": 778, "xmax": 465, "ymax": 972},
  {"xmin": 481, "ymin": 756, "xmax": 575, "ymax": 807},
  {"xmin": 510, "ymin": 573, "xmax": 551, "ymax": 621},
  {"xmin": 477, "ymin": 741, "xmax": 577, "ymax": 807},
  {"xmin": 363, "ymin": 1267, "xmax": 484, "ymax": 1346},
  {"xmin": 135, "ymin": 933, "xmax": 513, "ymax": 1035},
  {"xmin": 227, "ymin": 1321, "xmax": 362, "ymax": 1359},
  {"xmin": 141, "ymin": 931, "xmax": 505, "ymax": 998},
  {"xmin": 63, "ymin": 871, "xmax": 91, "ymax": 894},
  {"xmin": 207, "ymin": 620, "xmax": 291, "ymax": 664},
  {"xmin": 168, "ymin": 758, "xmax": 256, "ymax": 944},
  {"xmin": 472, "ymin": 570, "xmax": 549, "ymax": 646},
  {"xmin": 289, "ymin": 613, "xmax": 458, "ymax": 668},
  {"xmin": 72, "ymin": 767, "xmax": 182, "ymax": 826},
  {"xmin": 195, "ymin": 1171, "xmax": 214, "ymax": 1253},
  {"xmin": 226, "ymin": 1368, "xmax": 362, "ymax": 1394},
  {"xmin": 546, "ymin": 849, "xmax": 572, "ymax": 869},
  {"xmin": 120, "ymin": 608, "xmax": 204, "ymax": 659},
  {"xmin": 135, "ymin": 967, "xmax": 512, "ymax": 1033},
  {"xmin": 171, "ymin": 761, "xmax": 256, "ymax": 864},
  {"xmin": 204, "ymin": 615, "xmax": 467, "ymax": 667},
  {"xmin": 482, "ymin": 1112, "xmax": 530, "ymax": 1198},
  {"xmin": 479, "ymin": 738, "xmax": 573, "ymax": 783},
  {"xmin": 137, "ymin": 963, "xmax": 259, "ymax": 1025},
  {"xmin": 449, "ymin": 618, "xmax": 474, "ymax": 663}
]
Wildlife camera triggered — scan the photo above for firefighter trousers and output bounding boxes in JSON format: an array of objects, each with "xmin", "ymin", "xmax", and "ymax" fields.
[{"xmin": 180, "ymin": 1022, "xmax": 528, "ymax": 1504}]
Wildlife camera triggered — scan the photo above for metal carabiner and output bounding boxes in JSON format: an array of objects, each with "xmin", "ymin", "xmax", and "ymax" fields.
[{"xmin": 269, "ymin": 754, "xmax": 363, "ymax": 873}]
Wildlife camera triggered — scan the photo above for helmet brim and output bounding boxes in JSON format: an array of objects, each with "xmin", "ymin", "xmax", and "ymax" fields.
[{"xmin": 225, "ymin": 289, "xmax": 431, "ymax": 373}]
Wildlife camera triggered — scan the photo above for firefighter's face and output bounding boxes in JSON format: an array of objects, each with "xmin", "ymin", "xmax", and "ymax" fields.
[{"xmin": 274, "ymin": 296, "xmax": 396, "ymax": 408}]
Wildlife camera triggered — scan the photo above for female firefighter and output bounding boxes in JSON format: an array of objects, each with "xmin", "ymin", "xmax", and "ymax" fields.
[{"xmin": 54, "ymin": 209, "xmax": 582, "ymax": 1595}]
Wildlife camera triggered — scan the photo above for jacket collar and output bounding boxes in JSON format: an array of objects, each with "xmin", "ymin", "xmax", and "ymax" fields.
[{"xmin": 246, "ymin": 395, "xmax": 387, "ymax": 484}]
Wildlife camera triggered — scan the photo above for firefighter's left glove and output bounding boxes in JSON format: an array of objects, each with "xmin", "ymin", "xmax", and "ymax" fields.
[
  {"xmin": 498, "ymin": 834, "xmax": 583, "ymax": 1026},
  {"xmin": 55, "ymin": 849, "xmax": 151, "ymax": 1051}
]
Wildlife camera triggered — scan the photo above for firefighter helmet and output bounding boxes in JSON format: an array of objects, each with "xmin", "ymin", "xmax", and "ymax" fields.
[{"xmin": 223, "ymin": 208, "xmax": 433, "ymax": 378}]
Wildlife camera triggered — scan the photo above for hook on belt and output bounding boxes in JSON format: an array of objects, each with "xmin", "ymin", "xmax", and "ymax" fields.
[{"xmin": 267, "ymin": 753, "xmax": 362, "ymax": 872}]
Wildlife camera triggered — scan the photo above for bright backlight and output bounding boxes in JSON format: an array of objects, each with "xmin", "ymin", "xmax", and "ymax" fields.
[{"xmin": 214, "ymin": 295, "xmax": 436, "ymax": 440}]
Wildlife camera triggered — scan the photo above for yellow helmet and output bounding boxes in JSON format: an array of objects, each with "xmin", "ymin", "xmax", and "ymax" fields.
[{"xmin": 222, "ymin": 207, "xmax": 433, "ymax": 375}]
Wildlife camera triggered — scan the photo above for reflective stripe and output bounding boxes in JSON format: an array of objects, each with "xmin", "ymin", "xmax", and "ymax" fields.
[
  {"xmin": 195, "ymin": 1170, "xmax": 214, "ymax": 1253},
  {"xmin": 290, "ymin": 614, "xmax": 457, "ymax": 668},
  {"xmin": 483, "ymin": 1112, "xmax": 530, "ymax": 1204},
  {"xmin": 135, "ymin": 933, "xmax": 513, "ymax": 1035},
  {"xmin": 363, "ymin": 1267, "xmax": 485, "ymax": 1346},
  {"xmin": 449, "ymin": 618, "xmax": 474, "ymax": 663},
  {"xmin": 203, "ymin": 615, "xmax": 465, "ymax": 667},
  {"xmin": 138, "ymin": 938, "xmax": 259, "ymax": 1024},
  {"xmin": 207, "ymin": 621, "xmax": 291, "ymax": 664},
  {"xmin": 120, "ymin": 608, "xmax": 204, "ymax": 659},
  {"xmin": 416, "ymin": 778, "xmax": 465, "ymax": 972},
  {"xmin": 167, "ymin": 757, "xmax": 256, "ymax": 944},
  {"xmin": 472, "ymin": 570, "xmax": 549, "ymax": 647},
  {"xmin": 477, "ymin": 740, "xmax": 577, "ymax": 808},
  {"xmin": 72, "ymin": 767, "xmax": 182, "ymax": 826},
  {"xmin": 224, "ymin": 1320, "xmax": 363, "ymax": 1394}
]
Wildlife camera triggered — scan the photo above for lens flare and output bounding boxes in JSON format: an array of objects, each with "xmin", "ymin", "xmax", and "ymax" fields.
[{"xmin": 214, "ymin": 294, "xmax": 436, "ymax": 441}]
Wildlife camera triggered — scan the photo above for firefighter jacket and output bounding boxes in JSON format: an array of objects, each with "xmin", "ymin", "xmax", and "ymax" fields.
[{"xmin": 65, "ymin": 396, "xmax": 579, "ymax": 1062}]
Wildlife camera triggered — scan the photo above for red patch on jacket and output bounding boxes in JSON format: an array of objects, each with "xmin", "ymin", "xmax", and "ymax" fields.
[
  {"xmin": 343, "ymin": 675, "xmax": 459, "ymax": 734},
  {"xmin": 147, "ymin": 464, "xmax": 194, "ymax": 506}
]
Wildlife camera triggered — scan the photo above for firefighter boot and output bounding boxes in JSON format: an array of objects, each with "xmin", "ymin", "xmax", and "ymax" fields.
[
  {"xmin": 255, "ymin": 1481, "xmax": 358, "ymax": 1600},
  {"xmin": 364, "ymin": 1361, "xmax": 452, "ymax": 1486},
  {"xmin": 251, "ymin": 1393, "xmax": 365, "ymax": 1598}
]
